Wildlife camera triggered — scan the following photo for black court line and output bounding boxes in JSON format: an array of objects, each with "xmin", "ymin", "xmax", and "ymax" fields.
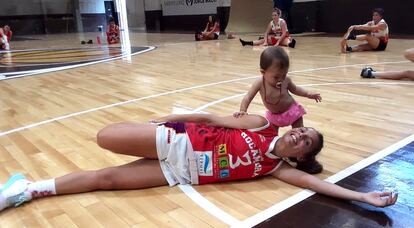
[{"xmin": 255, "ymin": 141, "xmax": 414, "ymax": 228}]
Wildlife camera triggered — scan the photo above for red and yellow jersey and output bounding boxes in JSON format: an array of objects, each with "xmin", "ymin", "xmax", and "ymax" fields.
[{"xmin": 185, "ymin": 121, "xmax": 282, "ymax": 185}]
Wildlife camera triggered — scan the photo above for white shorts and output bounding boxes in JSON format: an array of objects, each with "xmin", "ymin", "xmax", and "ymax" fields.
[{"xmin": 156, "ymin": 124, "xmax": 197, "ymax": 186}]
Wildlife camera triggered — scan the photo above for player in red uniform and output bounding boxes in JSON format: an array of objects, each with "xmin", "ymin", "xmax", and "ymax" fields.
[
  {"xmin": 106, "ymin": 17, "xmax": 120, "ymax": 44},
  {"xmin": 195, "ymin": 15, "xmax": 220, "ymax": 41},
  {"xmin": 239, "ymin": 8, "xmax": 296, "ymax": 48},
  {"xmin": 340, "ymin": 8, "xmax": 389, "ymax": 53},
  {"xmin": 3, "ymin": 25, "xmax": 12, "ymax": 42},
  {"xmin": 0, "ymin": 114, "xmax": 397, "ymax": 212}
]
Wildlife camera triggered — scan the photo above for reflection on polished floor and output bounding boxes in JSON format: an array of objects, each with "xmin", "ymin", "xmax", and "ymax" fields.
[
  {"xmin": 256, "ymin": 141, "xmax": 414, "ymax": 228},
  {"xmin": 0, "ymin": 32, "xmax": 413, "ymax": 227}
]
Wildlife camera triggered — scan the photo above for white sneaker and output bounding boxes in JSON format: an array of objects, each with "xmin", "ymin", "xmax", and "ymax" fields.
[{"xmin": 0, "ymin": 173, "xmax": 32, "ymax": 211}]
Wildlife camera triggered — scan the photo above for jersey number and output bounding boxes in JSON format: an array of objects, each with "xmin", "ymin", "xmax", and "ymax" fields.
[{"xmin": 229, "ymin": 151, "xmax": 252, "ymax": 169}]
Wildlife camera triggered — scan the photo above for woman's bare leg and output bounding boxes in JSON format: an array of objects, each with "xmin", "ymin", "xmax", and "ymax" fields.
[
  {"xmin": 279, "ymin": 37, "xmax": 291, "ymax": 46},
  {"xmin": 352, "ymin": 43, "xmax": 373, "ymax": 52},
  {"xmin": 404, "ymin": 48, "xmax": 414, "ymax": 62},
  {"xmin": 340, "ymin": 27, "xmax": 354, "ymax": 53},
  {"xmin": 0, "ymin": 159, "xmax": 168, "ymax": 211},
  {"xmin": 340, "ymin": 38, "xmax": 348, "ymax": 53},
  {"xmin": 355, "ymin": 34, "xmax": 380, "ymax": 50},
  {"xmin": 56, "ymin": 159, "xmax": 168, "ymax": 194},
  {"xmin": 341, "ymin": 34, "xmax": 380, "ymax": 52},
  {"xmin": 374, "ymin": 70, "xmax": 414, "ymax": 80},
  {"xmin": 97, "ymin": 122, "xmax": 158, "ymax": 158},
  {"xmin": 253, "ymin": 39, "xmax": 265, "ymax": 46}
]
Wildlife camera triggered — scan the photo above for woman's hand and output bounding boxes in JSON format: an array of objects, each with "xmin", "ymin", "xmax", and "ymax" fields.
[{"xmin": 362, "ymin": 191, "xmax": 398, "ymax": 207}]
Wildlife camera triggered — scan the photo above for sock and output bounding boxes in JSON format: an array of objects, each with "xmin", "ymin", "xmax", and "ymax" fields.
[
  {"xmin": 346, "ymin": 32, "xmax": 356, "ymax": 40},
  {"xmin": 371, "ymin": 72, "xmax": 377, "ymax": 78},
  {"xmin": 346, "ymin": 46, "xmax": 353, "ymax": 52},
  {"xmin": 27, "ymin": 179, "xmax": 56, "ymax": 198},
  {"xmin": 288, "ymin": 39, "xmax": 296, "ymax": 48},
  {"xmin": 239, "ymin": 38, "xmax": 253, "ymax": 46},
  {"xmin": 0, "ymin": 194, "xmax": 6, "ymax": 210}
]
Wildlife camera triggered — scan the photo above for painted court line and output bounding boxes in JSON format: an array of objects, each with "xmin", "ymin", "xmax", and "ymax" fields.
[
  {"xmin": 241, "ymin": 133, "xmax": 414, "ymax": 227},
  {"xmin": 0, "ymin": 46, "xmax": 156, "ymax": 80},
  {"xmin": 178, "ymin": 185, "xmax": 242, "ymax": 226}
]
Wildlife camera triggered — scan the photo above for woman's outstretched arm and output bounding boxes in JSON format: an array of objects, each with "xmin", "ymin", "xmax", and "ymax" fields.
[
  {"xmin": 151, "ymin": 113, "xmax": 268, "ymax": 130},
  {"xmin": 271, "ymin": 162, "xmax": 398, "ymax": 207}
]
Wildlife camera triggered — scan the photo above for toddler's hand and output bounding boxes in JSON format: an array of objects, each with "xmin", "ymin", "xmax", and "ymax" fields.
[{"xmin": 308, "ymin": 93, "xmax": 322, "ymax": 102}]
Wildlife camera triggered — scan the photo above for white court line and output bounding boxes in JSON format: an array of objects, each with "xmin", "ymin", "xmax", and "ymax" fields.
[
  {"xmin": 178, "ymin": 185, "xmax": 243, "ymax": 226},
  {"xmin": 0, "ymin": 46, "xmax": 156, "ymax": 80},
  {"xmin": 241, "ymin": 133, "xmax": 414, "ymax": 228}
]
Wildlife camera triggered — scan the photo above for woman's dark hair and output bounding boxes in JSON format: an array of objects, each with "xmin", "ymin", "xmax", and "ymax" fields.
[
  {"xmin": 373, "ymin": 8, "xmax": 384, "ymax": 17},
  {"xmin": 273, "ymin": 7, "xmax": 282, "ymax": 16},
  {"xmin": 208, "ymin": 15, "xmax": 219, "ymax": 24},
  {"xmin": 260, "ymin": 46, "xmax": 290, "ymax": 70},
  {"xmin": 289, "ymin": 130, "xmax": 324, "ymax": 174},
  {"xmin": 307, "ymin": 130, "xmax": 324, "ymax": 159}
]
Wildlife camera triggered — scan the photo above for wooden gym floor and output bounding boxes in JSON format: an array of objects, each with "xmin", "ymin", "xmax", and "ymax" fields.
[{"xmin": 0, "ymin": 32, "xmax": 413, "ymax": 227}]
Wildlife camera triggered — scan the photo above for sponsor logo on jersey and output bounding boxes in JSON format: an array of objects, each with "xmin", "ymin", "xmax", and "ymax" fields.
[
  {"xmin": 217, "ymin": 144, "xmax": 227, "ymax": 155},
  {"xmin": 194, "ymin": 151, "xmax": 213, "ymax": 176},
  {"xmin": 219, "ymin": 169, "xmax": 229, "ymax": 178},
  {"xmin": 219, "ymin": 157, "xmax": 229, "ymax": 168}
]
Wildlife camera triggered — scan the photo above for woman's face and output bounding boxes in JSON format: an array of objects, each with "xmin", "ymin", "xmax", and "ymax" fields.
[
  {"xmin": 280, "ymin": 127, "xmax": 320, "ymax": 161},
  {"xmin": 209, "ymin": 16, "xmax": 213, "ymax": 22},
  {"xmin": 272, "ymin": 12, "xmax": 280, "ymax": 21},
  {"xmin": 372, "ymin": 12, "xmax": 382, "ymax": 23}
]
